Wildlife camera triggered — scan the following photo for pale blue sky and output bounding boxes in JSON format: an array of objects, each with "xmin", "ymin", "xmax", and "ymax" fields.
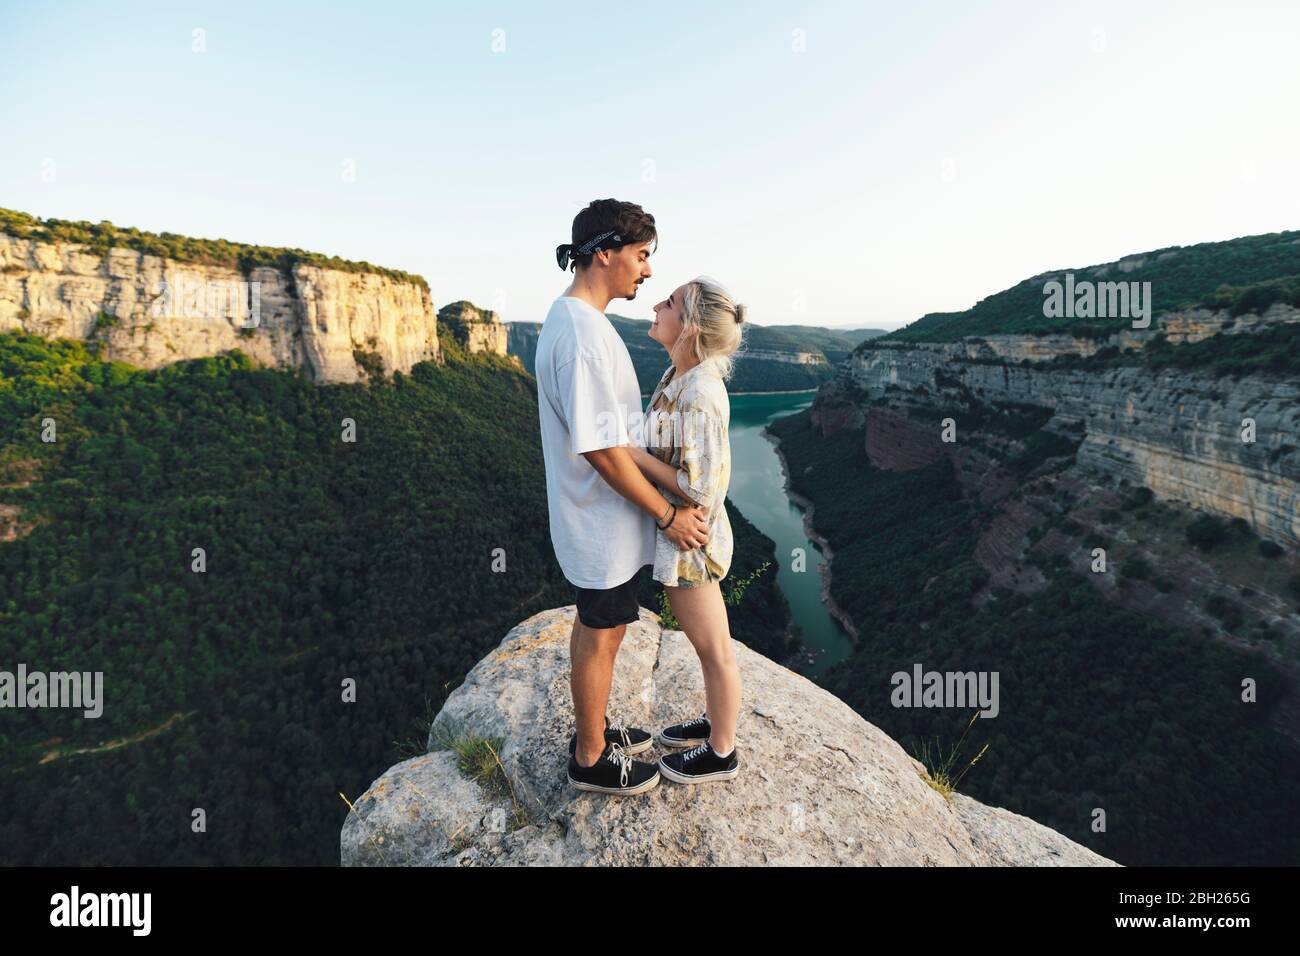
[{"xmin": 3, "ymin": 0, "xmax": 1297, "ymax": 330}]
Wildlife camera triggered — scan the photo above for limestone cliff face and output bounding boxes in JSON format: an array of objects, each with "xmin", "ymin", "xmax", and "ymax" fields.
[
  {"xmin": 840, "ymin": 310, "xmax": 1300, "ymax": 547},
  {"xmin": 339, "ymin": 605, "xmax": 1117, "ymax": 867},
  {"xmin": 743, "ymin": 348, "xmax": 828, "ymax": 365},
  {"xmin": 438, "ymin": 300, "xmax": 509, "ymax": 357},
  {"xmin": 0, "ymin": 233, "xmax": 442, "ymax": 383},
  {"xmin": 505, "ymin": 320, "xmax": 540, "ymax": 374}
]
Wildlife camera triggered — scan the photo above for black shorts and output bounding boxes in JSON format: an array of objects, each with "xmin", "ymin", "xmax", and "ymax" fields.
[{"xmin": 574, "ymin": 566, "xmax": 644, "ymax": 629}]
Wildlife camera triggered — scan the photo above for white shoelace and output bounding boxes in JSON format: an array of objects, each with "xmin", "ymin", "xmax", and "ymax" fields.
[
  {"xmin": 682, "ymin": 712, "xmax": 708, "ymax": 732},
  {"xmin": 608, "ymin": 720, "xmax": 632, "ymax": 748},
  {"xmin": 604, "ymin": 742, "xmax": 633, "ymax": 786},
  {"xmin": 682, "ymin": 741, "xmax": 711, "ymax": 762}
]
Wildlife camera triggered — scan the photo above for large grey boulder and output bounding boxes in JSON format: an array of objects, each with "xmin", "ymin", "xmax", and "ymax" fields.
[{"xmin": 340, "ymin": 605, "xmax": 1118, "ymax": 867}]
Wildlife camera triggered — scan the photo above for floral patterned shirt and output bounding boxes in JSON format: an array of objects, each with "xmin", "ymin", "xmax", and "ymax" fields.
[{"xmin": 644, "ymin": 356, "xmax": 733, "ymax": 587}]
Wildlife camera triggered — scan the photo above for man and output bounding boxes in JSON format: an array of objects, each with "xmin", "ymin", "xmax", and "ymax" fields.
[{"xmin": 536, "ymin": 198, "xmax": 711, "ymax": 795}]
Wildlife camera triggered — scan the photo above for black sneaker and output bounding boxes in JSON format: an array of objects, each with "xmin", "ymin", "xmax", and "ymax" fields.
[
  {"xmin": 568, "ymin": 715, "xmax": 653, "ymax": 757},
  {"xmin": 658, "ymin": 741, "xmax": 739, "ymax": 784},
  {"xmin": 567, "ymin": 741, "xmax": 661, "ymax": 795},
  {"xmin": 657, "ymin": 712, "xmax": 710, "ymax": 749}
]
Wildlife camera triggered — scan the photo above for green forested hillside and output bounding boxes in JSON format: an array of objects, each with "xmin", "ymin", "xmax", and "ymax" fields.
[
  {"xmin": 1046, "ymin": 320, "xmax": 1300, "ymax": 378},
  {"xmin": 878, "ymin": 229, "xmax": 1300, "ymax": 343},
  {"xmin": 0, "ymin": 331, "xmax": 791, "ymax": 864},
  {"xmin": 758, "ymin": 324, "xmax": 886, "ymax": 364},
  {"xmin": 767, "ymin": 406, "xmax": 1300, "ymax": 866}
]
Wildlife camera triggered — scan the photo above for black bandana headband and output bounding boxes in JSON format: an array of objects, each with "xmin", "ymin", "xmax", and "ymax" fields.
[{"xmin": 556, "ymin": 230, "xmax": 623, "ymax": 271}]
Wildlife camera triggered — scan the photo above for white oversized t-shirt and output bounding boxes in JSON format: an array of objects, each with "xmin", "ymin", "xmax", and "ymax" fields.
[{"xmin": 535, "ymin": 295, "xmax": 655, "ymax": 589}]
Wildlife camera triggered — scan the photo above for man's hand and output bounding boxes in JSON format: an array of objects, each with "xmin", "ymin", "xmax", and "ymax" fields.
[{"xmin": 661, "ymin": 504, "xmax": 710, "ymax": 552}]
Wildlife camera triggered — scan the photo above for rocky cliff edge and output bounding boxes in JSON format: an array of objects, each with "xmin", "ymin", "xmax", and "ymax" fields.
[{"xmin": 340, "ymin": 605, "xmax": 1118, "ymax": 867}]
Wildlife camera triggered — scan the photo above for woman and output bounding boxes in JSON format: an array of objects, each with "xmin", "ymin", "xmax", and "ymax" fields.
[{"xmin": 626, "ymin": 275, "xmax": 746, "ymax": 784}]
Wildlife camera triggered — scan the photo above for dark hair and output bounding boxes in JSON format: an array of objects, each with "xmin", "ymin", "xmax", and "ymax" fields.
[{"xmin": 563, "ymin": 198, "xmax": 658, "ymax": 272}]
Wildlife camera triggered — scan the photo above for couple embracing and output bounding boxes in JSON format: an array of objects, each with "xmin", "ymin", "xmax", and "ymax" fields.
[{"xmin": 535, "ymin": 198, "xmax": 746, "ymax": 795}]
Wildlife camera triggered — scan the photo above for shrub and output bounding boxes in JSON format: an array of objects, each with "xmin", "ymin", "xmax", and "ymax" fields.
[
  {"xmin": 1205, "ymin": 594, "xmax": 1245, "ymax": 630},
  {"xmin": 1123, "ymin": 557, "xmax": 1152, "ymax": 581},
  {"xmin": 352, "ymin": 349, "xmax": 386, "ymax": 379},
  {"xmin": 1186, "ymin": 515, "xmax": 1230, "ymax": 552},
  {"xmin": 1121, "ymin": 487, "xmax": 1155, "ymax": 510}
]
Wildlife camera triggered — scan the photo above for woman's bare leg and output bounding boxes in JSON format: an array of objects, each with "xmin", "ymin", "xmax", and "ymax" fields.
[{"xmin": 666, "ymin": 580, "xmax": 740, "ymax": 753}]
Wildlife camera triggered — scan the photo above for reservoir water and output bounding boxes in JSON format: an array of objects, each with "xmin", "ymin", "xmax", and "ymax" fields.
[{"xmin": 725, "ymin": 391, "xmax": 855, "ymax": 676}]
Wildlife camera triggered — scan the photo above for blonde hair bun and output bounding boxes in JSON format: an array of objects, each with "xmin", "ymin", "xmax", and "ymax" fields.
[{"xmin": 680, "ymin": 275, "xmax": 746, "ymax": 380}]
